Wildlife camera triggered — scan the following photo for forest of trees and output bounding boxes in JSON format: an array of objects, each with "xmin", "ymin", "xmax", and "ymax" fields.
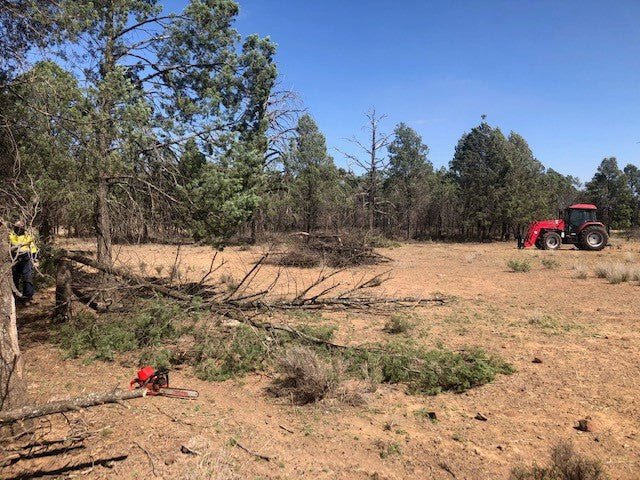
[{"xmin": 2, "ymin": 0, "xmax": 639, "ymax": 258}]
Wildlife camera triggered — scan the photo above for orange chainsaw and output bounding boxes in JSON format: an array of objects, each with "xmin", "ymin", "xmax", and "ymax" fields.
[{"xmin": 130, "ymin": 366, "xmax": 199, "ymax": 399}]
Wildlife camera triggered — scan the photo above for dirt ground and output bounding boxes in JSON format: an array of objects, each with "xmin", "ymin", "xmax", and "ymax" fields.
[{"xmin": 7, "ymin": 237, "xmax": 640, "ymax": 479}]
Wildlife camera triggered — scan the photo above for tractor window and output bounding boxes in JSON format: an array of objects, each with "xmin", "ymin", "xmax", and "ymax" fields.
[{"xmin": 568, "ymin": 209, "xmax": 596, "ymax": 230}]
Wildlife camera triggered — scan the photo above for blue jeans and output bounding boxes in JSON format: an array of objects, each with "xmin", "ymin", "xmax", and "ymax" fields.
[{"xmin": 12, "ymin": 254, "xmax": 35, "ymax": 300}]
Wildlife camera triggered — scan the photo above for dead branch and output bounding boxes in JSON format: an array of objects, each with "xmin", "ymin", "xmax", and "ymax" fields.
[
  {"xmin": 1, "ymin": 453, "xmax": 128, "ymax": 480},
  {"xmin": 230, "ymin": 438, "xmax": 272, "ymax": 462},
  {"xmin": 0, "ymin": 389, "xmax": 145, "ymax": 426},
  {"xmin": 60, "ymin": 250, "xmax": 192, "ymax": 302}
]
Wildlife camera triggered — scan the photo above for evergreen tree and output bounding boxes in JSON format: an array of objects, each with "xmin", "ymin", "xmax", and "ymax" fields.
[
  {"xmin": 450, "ymin": 121, "xmax": 511, "ymax": 239},
  {"xmin": 502, "ymin": 132, "xmax": 546, "ymax": 237},
  {"xmin": 287, "ymin": 114, "xmax": 338, "ymax": 233},
  {"xmin": 623, "ymin": 164, "xmax": 640, "ymax": 228},
  {"xmin": 386, "ymin": 123, "xmax": 432, "ymax": 238},
  {"xmin": 586, "ymin": 157, "xmax": 634, "ymax": 229}
]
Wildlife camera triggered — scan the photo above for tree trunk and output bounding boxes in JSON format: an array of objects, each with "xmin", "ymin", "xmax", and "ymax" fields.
[
  {"xmin": 0, "ymin": 224, "xmax": 27, "ymax": 419},
  {"xmin": 95, "ymin": 175, "xmax": 112, "ymax": 265},
  {"xmin": 54, "ymin": 258, "xmax": 73, "ymax": 321}
]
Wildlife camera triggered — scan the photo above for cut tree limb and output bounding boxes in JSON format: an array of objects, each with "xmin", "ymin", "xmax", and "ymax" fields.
[
  {"xmin": 0, "ymin": 389, "xmax": 145, "ymax": 426},
  {"xmin": 60, "ymin": 250, "xmax": 192, "ymax": 301}
]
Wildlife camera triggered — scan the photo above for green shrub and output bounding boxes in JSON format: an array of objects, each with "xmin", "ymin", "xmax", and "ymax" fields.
[
  {"xmin": 383, "ymin": 315, "xmax": 413, "ymax": 334},
  {"xmin": 59, "ymin": 299, "xmax": 182, "ymax": 362},
  {"xmin": 508, "ymin": 259, "xmax": 532, "ymax": 272},
  {"xmin": 343, "ymin": 343, "xmax": 514, "ymax": 395},
  {"xmin": 195, "ymin": 325, "xmax": 268, "ymax": 381},
  {"xmin": 541, "ymin": 258, "xmax": 560, "ymax": 270},
  {"xmin": 298, "ymin": 324, "xmax": 337, "ymax": 342},
  {"xmin": 139, "ymin": 348, "xmax": 175, "ymax": 369}
]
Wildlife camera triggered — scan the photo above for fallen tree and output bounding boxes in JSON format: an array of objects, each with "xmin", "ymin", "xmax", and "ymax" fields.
[{"xmin": 0, "ymin": 389, "xmax": 145, "ymax": 426}]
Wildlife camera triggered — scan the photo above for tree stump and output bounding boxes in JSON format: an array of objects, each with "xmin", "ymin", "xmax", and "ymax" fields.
[{"xmin": 54, "ymin": 258, "xmax": 73, "ymax": 321}]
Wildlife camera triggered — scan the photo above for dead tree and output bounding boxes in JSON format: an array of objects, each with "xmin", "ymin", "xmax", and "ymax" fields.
[
  {"xmin": 341, "ymin": 109, "xmax": 392, "ymax": 232},
  {"xmin": 0, "ymin": 222, "xmax": 27, "ymax": 420}
]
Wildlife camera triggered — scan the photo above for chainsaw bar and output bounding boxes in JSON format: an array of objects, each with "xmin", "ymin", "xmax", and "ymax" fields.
[
  {"xmin": 152, "ymin": 387, "xmax": 199, "ymax": 399},
  {"xmin": 131, "ymin": 366, "xmax": 199, "ymax": 400}
]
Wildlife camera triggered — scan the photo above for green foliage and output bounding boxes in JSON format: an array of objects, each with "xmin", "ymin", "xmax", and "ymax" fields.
[
  {"xmin": 365, "ymin": 234, "xmax": 401, "ymax": 248},
  {"xmin": 343, "ymin": 343, "xmax": 514, "ymax": 395},
  {"xmin": 190, "ymin": 159, "xmax": 261, "ymax": 246},
  {"xmin": 58, "ymin": 299, "xmax": 183, "ymax": 362},
  {"xmin": 586, "ymin": 157, "xmax": 635, "ymax": 229},
  {"xmin": 541, "ymin": 257, "xmax": 561, "ymax": 270},
  {"xmin": 508, "ymin": 259, "xmax": 532, "ymax": 272},
  {"xmin": 383, "ymin": 315, "xmax": 413, "ymax": 334},
  {"xmin": 298, "ymin": 324, "xmax": 337, "ymax": 342},
  {"xmin": 285, "ymin": 114, "xmax": 341, "ymax": 233},
  {"xmin": 374, "ymin": 440, "xmax": 402, "ymax": 459},
  {"xmin": 386, "ymin": 123, "xmax": 432, "ymax": 238},
  {"xmin": 194, "ymin": 325, "xmax": 268, "ymax": 381},
  {"xmin": 139, "ymin": 348, "xmax": 175, "ymax": 370}
]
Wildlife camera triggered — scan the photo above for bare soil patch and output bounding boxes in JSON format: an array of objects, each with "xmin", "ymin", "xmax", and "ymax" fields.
[{"xmin": 9, "ymin": 238, "xmax": 640, "ymax": 479}]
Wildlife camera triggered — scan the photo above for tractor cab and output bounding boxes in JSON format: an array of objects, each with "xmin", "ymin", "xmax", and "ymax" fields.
[
  {"xmin": 518, "ymin": 203, "xmax": 608, "ymax": 251},
  {"xmin": 562, "ymin": 204, "xmax": 599, "ymax": 239}
]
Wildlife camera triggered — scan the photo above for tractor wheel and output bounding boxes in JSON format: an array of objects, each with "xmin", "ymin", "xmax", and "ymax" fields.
[
  {"xmin": 542, "ymin": 231, "xmax": 561, "ymax": 250},
  {"xmin": 578, "ymin": 226, "xmax": 608, "ymax": 251}
]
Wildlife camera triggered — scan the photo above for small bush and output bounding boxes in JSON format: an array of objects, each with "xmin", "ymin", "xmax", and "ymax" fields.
[
  {"xmin": 508, "ymin": 259, "xmax": 532, "ymax": 272},
  {"xmin": 269, "ymin": 346, "xmax": 345, "ymax": 404},
  {"xmin": 383, "ymin": 315, "xmax": 413, "ymax": 334},
  {"xmin": 374, "ymin": 439, "xmax": 402, "ymax": 459},
  {"xmin": 541, "ymin": 258, "xmax": 561, "ymax": 270},
  {"xmin": 195, "ymin": 325, "xmax": 268, "ymax": 381},
  {"xmin": 511, "ymin": 440, "xmax": 608, "ymax": 480},
  {"xmin": 595, "ymin": 263, "xmax": 632, "ymax": 284},
  {"xmin": 573, "ymin": 266, "xmax": 588, "ymax": 279},
  {"xmin": 593, "ymin": 264, "xmax": 608, "ymax": 278}
]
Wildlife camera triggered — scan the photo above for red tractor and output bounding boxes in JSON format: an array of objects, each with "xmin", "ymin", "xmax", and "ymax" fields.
[{"xmin": 517, "ymin": 204, "xmax": 609, "ymax": 251}]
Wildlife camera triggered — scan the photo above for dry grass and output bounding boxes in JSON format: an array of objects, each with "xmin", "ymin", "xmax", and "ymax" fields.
[
  {"xmin": 182, "ymin": 446, "xmax": 239, "ymax": 480},
  {"xmin": 594, "ymin": 263, "xmax": 638, "ymax": 284},
  {"xmin": 269, "ymin": 346, "xmax": 347, "ymax": 404},
  {"xmin": 572, "ymin": 265, "xmax": 589, "ymax": 280},
  {"xmin": 511, "ymin": 440, "xmax": 608, "ymax": 480},
  {"xmin": 541, "ymin": 257, "xmax": 561, "ymax": 270}
]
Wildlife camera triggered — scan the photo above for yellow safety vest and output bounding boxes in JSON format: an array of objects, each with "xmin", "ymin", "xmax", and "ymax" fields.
[{"xmin": 9, "ymin": 232, "xmax": 39, "ymax": 255}]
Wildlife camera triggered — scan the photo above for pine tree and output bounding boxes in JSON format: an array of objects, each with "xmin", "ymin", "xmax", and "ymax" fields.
[
  {"xmin": 586, "ymin": 157, "xmax": 634, "ymax": 229},
  {"xmin": 386, "ymin": 123, "xmax": 432, "ymax": 239}
]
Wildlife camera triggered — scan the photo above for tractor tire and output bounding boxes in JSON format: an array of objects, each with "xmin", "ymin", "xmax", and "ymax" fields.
[
  {"xmin": 578, "ymin": 226, "xmax": 608, "ymax": 251},
  {"xmin": 542, "ymin": 231, "xmax": 561, "ymax": 250}
]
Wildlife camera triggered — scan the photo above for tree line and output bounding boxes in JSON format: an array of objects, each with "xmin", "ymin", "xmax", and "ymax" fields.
[{"xmin": 2, "ymin": 0, "xmax": 639, "ymax": 261}]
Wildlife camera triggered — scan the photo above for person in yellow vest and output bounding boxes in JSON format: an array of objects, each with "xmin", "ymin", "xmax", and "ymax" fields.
[{"xmin": 9, "ymin": 220, "xmax": 39, "ymax": 303}]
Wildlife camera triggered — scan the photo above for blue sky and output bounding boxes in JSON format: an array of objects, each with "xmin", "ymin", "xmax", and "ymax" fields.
[{"xmin": 168, "ymin": 0, "xmax": 639, "ymax": 183}]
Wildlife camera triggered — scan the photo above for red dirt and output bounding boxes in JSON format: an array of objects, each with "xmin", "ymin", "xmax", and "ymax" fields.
[{"xmin": 7, "ymin": 238, "xmax": 640, "ymax": 479}]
